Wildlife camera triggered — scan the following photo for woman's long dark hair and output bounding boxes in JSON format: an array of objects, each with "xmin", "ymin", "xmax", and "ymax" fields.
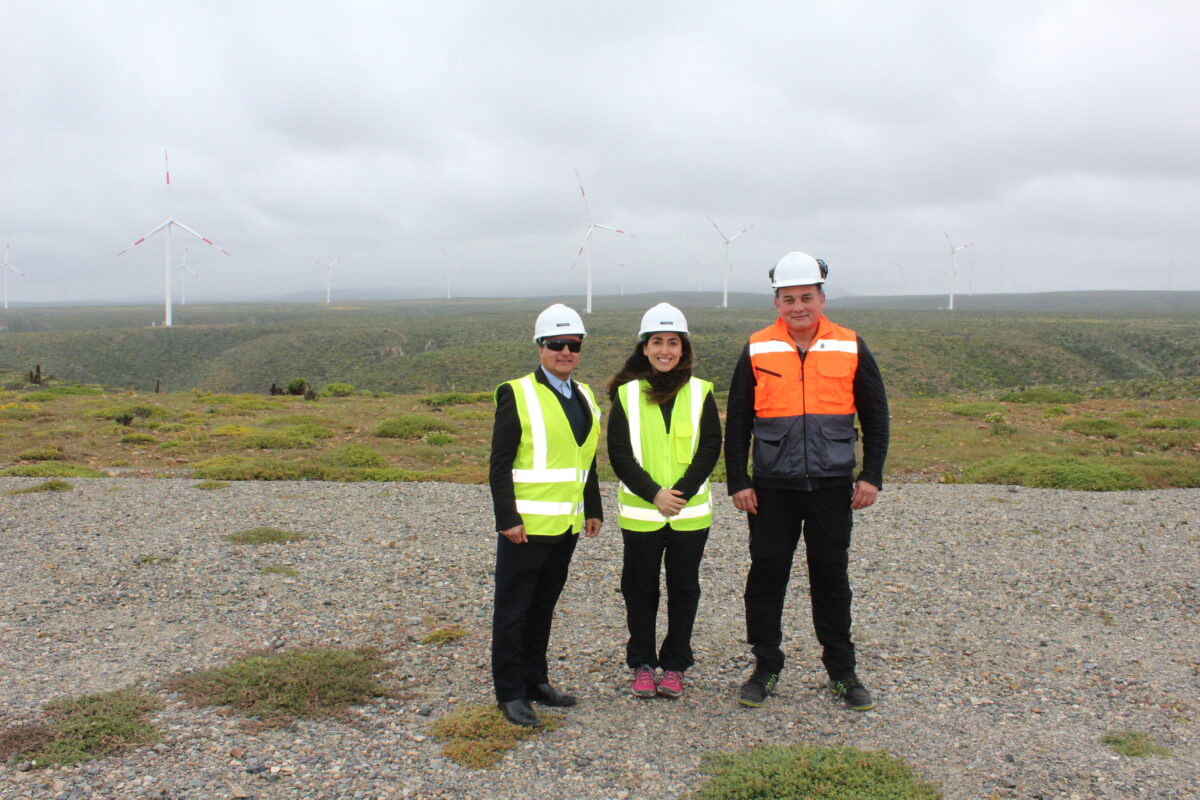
[{"xmin": 606, "ymin": 335, "xmax": 694, "ymax": 404}]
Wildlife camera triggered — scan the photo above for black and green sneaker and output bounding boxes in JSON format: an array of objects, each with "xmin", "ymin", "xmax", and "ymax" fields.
[
  {"xmin": 830, "ymin": 673, "xmax": 874, "ymax": 711},
  {"xmin": 738, "ymin": 669, "xmax": 779, "ymax": 707}
]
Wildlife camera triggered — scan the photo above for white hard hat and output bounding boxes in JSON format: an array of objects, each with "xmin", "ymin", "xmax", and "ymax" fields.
[
  {"xmin": 533, "ymin": 303, "xmax": 587, "ymax": 342},
  {"xmin": 638, "ymin": 302, "xmax": 689, "ymax": 339},
  {"xmin": 769, "ymin": 251, "xmax": 829, "ymax": 289}
]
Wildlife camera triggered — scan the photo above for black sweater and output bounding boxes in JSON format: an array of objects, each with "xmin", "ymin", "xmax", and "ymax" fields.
[
  {"xmin": 724, "ymin": 333, "xmax": 889, "ymax": 494},
  {"xmin": 606, "ymin": 386, "xmax": 722, "ymax": 503},
  {"xmin": 489, "ymin": 369, "xmax": 603, "ymax": 533}
]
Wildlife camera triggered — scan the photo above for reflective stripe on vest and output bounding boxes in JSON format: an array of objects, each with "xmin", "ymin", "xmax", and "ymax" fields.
[
  {"xmin": 505, "ymin": 373, "xmax": 600, "ymax": 536},
  {"xmin": 617, "ymin": 376, "xmax": 713, "ymax": 531}
]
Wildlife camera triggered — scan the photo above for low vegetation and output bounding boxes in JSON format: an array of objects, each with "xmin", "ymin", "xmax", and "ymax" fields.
[
  {"xmin": 430, "ymin": 704, "xmax": 562, "ymax": 768},
  {"xmin": 691, "ymin": 743, "xmax": 942, "ymax": 800},
  {"xmin": 0, "ymin": 462, "xmax": 105, "ymax": 478},
  {"xmin": 0, "ymin": 687, "xmax": 161, "ymax": 768},
  {"xmin": 6, "ymin": 478, "xmax": 73, "ymax": 495},
  {"xmin": 167, "ymin": 647, "xmax": 389, "ymax": 724},
  {"xmin": 1101, "ymin": 731, "xmax": 1172, "ymax": 758},
  {"xmin": 421, "ymin": 626, "xmax": 468, "ymax": 645},
  {"xmin": 193, "ymin": 479, "xmax": 230, "ymax": 490},
  {"xmin": 223, "ymin": 527, "xmax": 310, "ymax": 545}
]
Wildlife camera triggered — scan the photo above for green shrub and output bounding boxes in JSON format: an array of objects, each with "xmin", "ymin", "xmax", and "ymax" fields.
[
  {"xmin": 234, "ymin": 430, "xmax": 319, "ymax": 450},
  {"xmin": 224, "ymin": 527, "xmax": 310, "ymax": 545},
  {"xmin": 431, "ymin": 704, "xmax": 562, "ymax": 768},
  {"xmin": 120, "ymin": 433, "xmax": 159, "ymax": 445},
  {"xmin": 281, "ymin": 422, "xmax": 335, "ymax": 439},
  {"xmin": 193, "ymin": 480, "xmax": 230, "ymax": 490},
  {"xmin": 942, "ymin": 401, "xmax": 1004, "ymax": 418},
  {"xmin": 374, "ymin": 414, "xmax": 455, "ymax": 439},
  {"xmin": 1061, "ymin": 419, "xmax": 1124, "ymax": 438},
  {"xmin": 354, "ymin": 466, "xmax": 426, "ymax": 482},
  {"xmin": 286, "ymin": 378, "xmax": 308, "ymax": 396},
  {"xmin": 260, "ymin": 565, "xmax": 300, "ymax": 577},
  {"xmin": 424, "ymin": 432, "xmax": 454, "ymax": 446},
  {"xmin": 1043, "ymin": 405, "xmax": 1069, "ymax": 418},
  {"xmin": 328, "ymin": 444, "xmax": 386, "ymax": 468},
  {"xmin": 962, "ymin": 455, "xmax": 1146, "ymax": 491},
  {"xmin": 23, "ymin": 385, "xmax": 105, "ymax": 399},
  {"xmin": 194, "ymin": 455, "xmax": 329, "ymax": 481},
  {"xmin": 17, "ymin": 445, "xmax": 64, "ymax": 461},
  {"xmin": 1102, "ymin": 731, "xmax": 1172, "ymax": 758},
  {"xmin": 7, "ymin": 479, "xmax": 74, "ymax": 495},
  {"xmin": 0, "ymin": 462, "xmax": 106, "ymax": 478},
  {"xmin": 0, "ymin": 404, "xmax": 47, "ymax": 420},
  {"xmin": 166, "ymin": 647, "xmax": 388, "ymax": 724},
  {"xmin": 421, "ymin": 626, "xmax": 468, "ymax": 645},
  {"xmin": 1144, "ymin": 417, "xmax": 1200, "ymax": 430},
  {"xmin": 2, "ymin": 688, "xmax": 161, "ymax": 767},
  {"xmin": 91, "ymin": 404, "xmax": 170, "ymax": 422},
  {"xmin": 320, "ymin": 382, "xmax": 356, "ymax": 397},
  {"xmin": 421, "ymin": 391, "xmax": 492, "ymax": 408},
  {"xmin": 998, "ymin": 387, "xmax": 1083, "ymax": 404},
  {"xmin": 692, "ymin": 743, "xmax": 942, "ymax": 800}
]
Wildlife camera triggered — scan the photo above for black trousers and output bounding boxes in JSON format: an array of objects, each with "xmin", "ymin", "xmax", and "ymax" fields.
[
  {"xmin": 744, "ymin": 484, "xmax": 855, "ymax": 677},
  {"xmin": 491, "ymin": 531, "xmax": 578, "ymax": 702},
  {"xmin": 621, "ymin": 526, "xmax": 709, "ymax": 671}
]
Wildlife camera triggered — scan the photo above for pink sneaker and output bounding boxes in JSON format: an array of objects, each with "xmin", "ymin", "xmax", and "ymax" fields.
[
  {"xmin": 631, "ymin": 665, "xmax": 657, "ymax": 698},
  {"xmin": 657, "ymin": 669, "xmax": 685, "ymax": 698}
]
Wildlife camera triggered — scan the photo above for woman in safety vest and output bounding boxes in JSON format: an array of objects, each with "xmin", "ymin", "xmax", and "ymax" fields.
[{"xmin": 606, "ymin": 303, "xmax": 722, "ymax": 699}]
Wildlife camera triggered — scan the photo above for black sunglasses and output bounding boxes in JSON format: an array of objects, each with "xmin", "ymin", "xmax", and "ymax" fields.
[{"xmin": 542, "ymin": 339, "xmax": 582, "ymax": 352}]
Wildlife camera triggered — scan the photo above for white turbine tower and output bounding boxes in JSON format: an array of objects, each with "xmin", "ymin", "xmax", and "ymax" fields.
[
  {"xmin": 441, "ymin": 246, "xmax": 460, "ymax": 300},
  {"xmin": 611, "ymin": 252, "xmax": 631, "ymax": 296},
  {"xmin": 706, "ymin": 214, "xmax": 754, "ymax": 309},
  {"xmin": 175, "ymin": 247, "xmax": 199, "ymax": 306},
  {"xmin": 940, "ymin": 226, "xmax": 971, "ymax": 311},
  {"xmin": 1, "ymin": 243, "xmax": 26, "ymax": 310},
  {"xmin": 572, "ymin": 169, "xmax": 634, "ymax": 314},
  {"xmin": 116, "ymin": 151, "xmax": 230, "ymax": 326},
  {"xmin": 314, "ymin": 256, "xmax": 342, "ymax": 304}
]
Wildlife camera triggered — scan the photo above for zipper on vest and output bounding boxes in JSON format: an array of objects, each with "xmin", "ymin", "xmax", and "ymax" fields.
[
  {"xmin": 754, "ymin": 365, "xmax": 782, "ymax": 378},
  {"xmin": 798, "ymin": 345, "xmax": 809, "ymax": 477}
]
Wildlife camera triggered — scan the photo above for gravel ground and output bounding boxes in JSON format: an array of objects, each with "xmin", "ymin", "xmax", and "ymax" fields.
[{"xmin": 1, "ymin": 478, "xmax": 1197, "ymax": 800}]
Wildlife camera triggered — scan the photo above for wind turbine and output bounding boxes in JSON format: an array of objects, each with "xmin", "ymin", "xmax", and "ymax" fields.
[
  {"xmin": 611, "ymin": 252, "xmax": 631, "ymax": 296},
  {"xmin": 894, "ymin": 259, "xmax": 908, "ymax": 290},
  {"xmin": 441, "ymin": 246, "xmax": 460, "ymax": 300},
  {"xmin": 116, "ymin": 151, "xmax": 230, "ymax": 326},
  {"xmin": 706, "ymin": 214, "xmax": 754, "ymax": 309},
  {"xmin": 571, "ymin": 169, "xmax": 635, "ymax": 314},
  {"xmin": 1, "ymin": 243, "xmax": 26, "ymax": 310},
  {"xmin": 314, "ymin": 255, "xmax": 342, "ymax": 304},
  {"xmin": 940, "ymin": 226, "xmax": 971, "ymax": 311},
  {"xmin": 175, "ymin": 247, "xmax": 199, "ymax": 306}
]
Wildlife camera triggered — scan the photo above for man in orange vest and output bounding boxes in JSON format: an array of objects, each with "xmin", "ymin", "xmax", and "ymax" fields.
[{"xmin": 725, "ymin": 252, "xmax": 889, "ymax": 711}]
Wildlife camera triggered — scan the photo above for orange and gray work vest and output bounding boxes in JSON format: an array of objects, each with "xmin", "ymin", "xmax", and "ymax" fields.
[
  {"xmin": 747, "ymin": 315, "xmax": 859, "ymax": 479},
  {"xmin": 614, "ymin": 377, "xmax": 714, "ymax": 532},
  {"xmin": 497, "ymin": 373, "xmax": 600, "ymax": 536}
]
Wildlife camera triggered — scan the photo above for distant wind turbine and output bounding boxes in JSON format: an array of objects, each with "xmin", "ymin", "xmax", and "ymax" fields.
[
  {"xmin": 314, "ymin": 256, "xmax": 342, "ymax": 304},
  {"xmin": 571, "ymin": 169, "xmax": 635, "ymax": 314},
  {"xmin": 1, "ymin": 243, "xmax": 26, "ymax": 310},
  {"xmin": 116, "ymin": 151, "xmax": 230, "ymax": 326},
  {"xmin": 441, "ymin": 246, "xmax": 460, "ymax": 300},
  {"xmin": 706, "ymin": 214, "xmax": 754, "ymax": 309},
  {"xmin": 893, "ymin": 259, "xmax": 908, "ymax": 289},
  {"xmin": 612, "ymin": 252, "xmax": 631, "ymax": 296},
  {"xmin": 175, "ymin": 247, "xmax": 199, "ymax": 306},
  {"xmin": 940, "ymin": 226, "xmax": 971, "ymax": 311}
]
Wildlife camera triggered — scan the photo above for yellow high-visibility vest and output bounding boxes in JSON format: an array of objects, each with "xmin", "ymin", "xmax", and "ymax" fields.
[
  {"xmin": 616, "ymin": 377, "xmax": 713, "ymax": 532},
  {"xmin": 500, "ymin": 373, "xmax": 600, "ymax": 536}
]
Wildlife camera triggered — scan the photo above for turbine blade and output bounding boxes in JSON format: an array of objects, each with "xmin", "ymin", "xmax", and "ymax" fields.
[
  {"xmin": 171, "ymin": 220, "xmax": 231, "ymax": 255},
  {"xmin": 727, "ymin": 223, "xmax": 755, "ymax": 242},
  {"xmin": 115, "ymin": 219, "xmax": 171, "ymax": 256},
  {"xmin": 706, "ymin": 214, "xmax": 730, "ymax": 243},
  {"xmin": 575, "ymin": 169, "xmax": 594, "ymax": 223},
  {"xmin": 570, "ymin": 226, "xmax": 595, "ymax": 270}
]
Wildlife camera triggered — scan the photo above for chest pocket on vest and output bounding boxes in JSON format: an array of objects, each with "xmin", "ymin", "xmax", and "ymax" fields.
[
  {"xmin": 672, "ymin": 421, "xmax": 694, "ymax": 464},
  {"xmin": 812, "ymin": 354, "xmax": 854, "ymax": 404}
]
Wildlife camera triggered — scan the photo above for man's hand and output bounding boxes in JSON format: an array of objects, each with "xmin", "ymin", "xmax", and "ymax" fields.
[
  {"xmin": 501, "ymin": 524, "xmax": 527, "ymax": 544},
  {"xmin": 583, "ymin": 518, "xmax": 602, "ymax": 538},
  {"xmin": 851, "ymin": 480, "xmax": 879, "ymax": 510},
  {"xmin": 731, "ymin": 488, "xmax": 758, "ymax": 515},
  {"xmin": 653, "ymin": 488, "xmax": 687, "ymax": 517}
]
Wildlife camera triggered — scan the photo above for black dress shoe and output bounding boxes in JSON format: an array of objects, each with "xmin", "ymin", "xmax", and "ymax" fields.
[
  {"xmin": 528, "ymin": 683, "xmax": 577, "ymax": 707},
  {"xmin": 497, "ymin": 698, "xmax": 541, "ymax": 727}
]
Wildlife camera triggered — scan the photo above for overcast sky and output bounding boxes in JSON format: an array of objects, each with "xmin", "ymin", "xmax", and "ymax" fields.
[{"xmin": 2, "ymin": 1, "xmax": 1197, "ymax": 308}]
